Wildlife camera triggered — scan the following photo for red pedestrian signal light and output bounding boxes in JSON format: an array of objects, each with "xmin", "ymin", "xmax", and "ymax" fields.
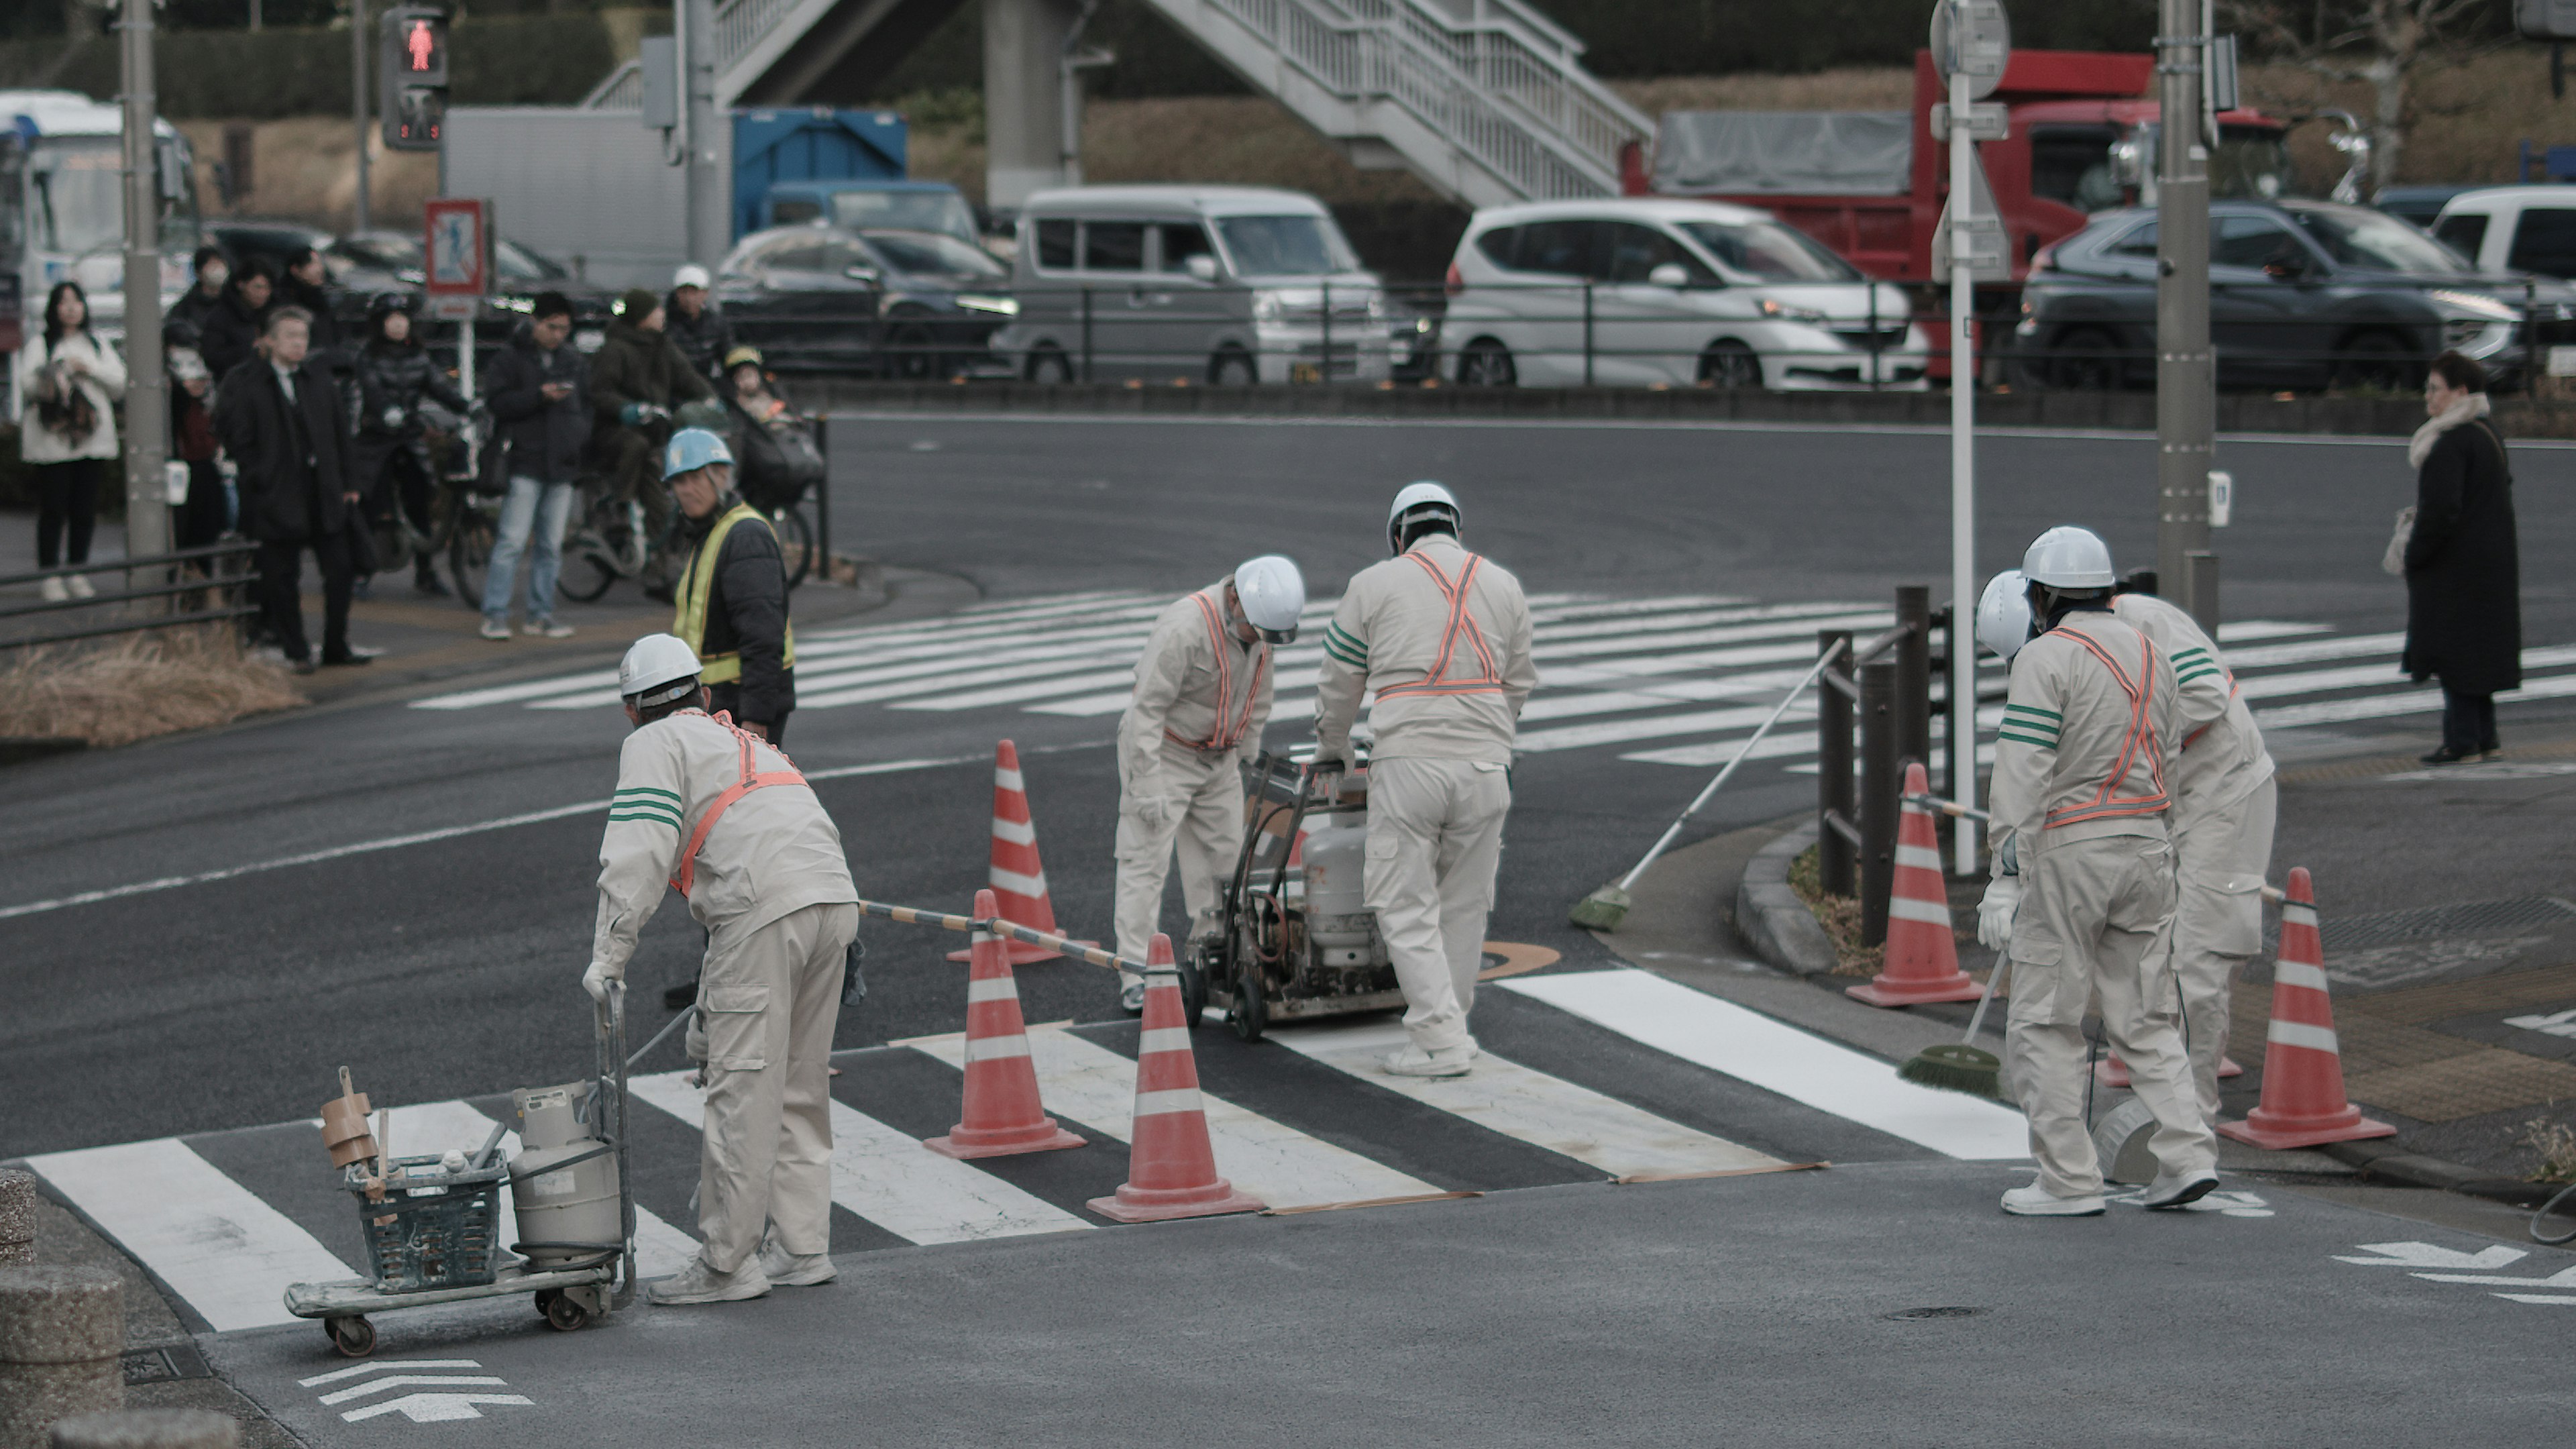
[{"xmin": 380, "ymin": 7, "xmax": 450, "ymax": 152}]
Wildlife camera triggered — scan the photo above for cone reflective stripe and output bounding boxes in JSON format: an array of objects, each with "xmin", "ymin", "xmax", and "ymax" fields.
[
  {"xmin": 1089, "ymin": 934, "xmax": 1265, "ymax": 1223},
  {"xmin": 1846, "ymin": 763, "xmax": 1983, "ymax": 1007},
  {"xmin": 949, "ymin": 741, "xmax": 1087, "ymax": 965},
  {"xmin": 926, "ymin": 889, "xmax": 1087, "ymax": 1159},
  {"xmin": 2218, "ymin": 868, "xmax": 2395, "ymax": 1150}
]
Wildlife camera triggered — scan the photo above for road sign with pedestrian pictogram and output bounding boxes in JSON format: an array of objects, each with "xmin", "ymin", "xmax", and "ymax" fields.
[{"xmin": 424, "ymin": 198, "xmax": 488, "ymax": 321}]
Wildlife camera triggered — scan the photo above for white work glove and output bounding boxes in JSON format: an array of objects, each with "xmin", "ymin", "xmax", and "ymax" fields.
[
  {"xmin": 1976, "ymin": 877, "xmax": 2023, "ymax": 954},
  {"xmin": 582, "ymin": 959, "xmax": 621, "ymax": 1005},
  {"xmin": 1131, "ymin": 792, "xmax": 1182, "ymax": 833},
  {"xmin": 684, "ymin": 1010, "xmax": 707, "ymax": 1066}
]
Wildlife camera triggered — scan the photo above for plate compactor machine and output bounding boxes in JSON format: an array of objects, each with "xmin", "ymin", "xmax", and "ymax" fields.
[{"xmin": 1188, "ymin": 749, "xmax": 1406, "ymax": 1040}]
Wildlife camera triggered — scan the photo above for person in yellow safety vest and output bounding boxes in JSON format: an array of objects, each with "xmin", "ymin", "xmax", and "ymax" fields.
[
  {"xmin": 582, "ymin": 633, "xmax": 858, "ymax": 1304},
  {"xmin": 1974, "ymin": 526, "xmax": 2219, "ymax": 1218},
  {"xmin": 2110, "ymin": 577, "xmax": 2278, "ymax": 1129},
  {"xmin": 1113, "ymin": 555, "xmax": 1308, "ymax": 1014},
  {"xmin": 1312, "ymin": 482, "xmax": 1536, "ymax": 1078},
  {"xmin": 665, "ymin": 427, "xmax": 796, "ymax": 743}
]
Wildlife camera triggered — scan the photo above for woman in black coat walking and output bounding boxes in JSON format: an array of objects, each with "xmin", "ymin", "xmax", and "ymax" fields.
[{"xmin": 2402, "ymin": 350, "xmax": 2522, "ymax": 764}]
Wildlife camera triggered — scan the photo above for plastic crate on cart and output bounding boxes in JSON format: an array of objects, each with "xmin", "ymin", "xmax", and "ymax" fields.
[{"xmin": 348, "ymin": 1156, "xmax": 506, "ymax": 1293}]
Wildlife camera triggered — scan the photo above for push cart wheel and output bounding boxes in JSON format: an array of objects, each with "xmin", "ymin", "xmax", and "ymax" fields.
[
  {"xmin": 1228, "ymin": 970, "xmax": 1268, "ymax": 1043},
  {"xmin": 324, "ymin": 1316, "xmax": 376, "ymax": 1358},
  {"xmin": 543, "ymin": 1294, "xmax": 592, "ymax": 1332},
  {"xmin": 534, "ymin": 1287, "xmax": 562, "ymax": 1318},
  {"xmin": 1177, "ymin": 956, "xmax": 1208, "ymax": 1028}
]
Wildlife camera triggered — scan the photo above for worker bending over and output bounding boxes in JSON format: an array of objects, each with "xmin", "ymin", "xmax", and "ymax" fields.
[
  {"xmin": 584, "ymin": 634, "xmax": 857, "ymax": 1303},
  {"xmin": 1976, "ymin": 527, "xmax": 2218, "ymax": 1216},
  {"xmin": 1313, "ymin": 483, "xmax": 1536, "ymax": 1077},
  {"xmin": 1114, "ymin": 556, "xmax": 1307, "ymax": 1014},
  {"xmin": 2112, "ymin": 579, "xmax": 2277, "ymax": 1127}
]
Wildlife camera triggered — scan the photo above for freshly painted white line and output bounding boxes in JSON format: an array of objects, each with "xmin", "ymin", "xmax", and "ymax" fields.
[
  {"xmin": 1272, "ymin": 1019, "xmax": 1784, "ymax": 1177},
  {"xmin": 27, "ymin": 1138, "xmax": 354, "ymax": 1332},
  {"xmin": 1497, "ymin": 969, "xmax": 2029, "ymax": 1160},
  {"xmin": 627, "ymin": 1070, "xmax": 1090, "ymax": 1246},
  {"xmin": 908, "ymin": 1027, "xmax": 1433, "ymax": 1207}
]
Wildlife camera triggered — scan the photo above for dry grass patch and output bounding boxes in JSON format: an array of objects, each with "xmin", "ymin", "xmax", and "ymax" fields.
[
  {"xmin": 2522, "ymin": 1114, "xmax": 2576, "ymax": 1183},
  {"xmin": 1, "ymin": 627, "xmax": 305, "ymax": 749},
  {"xmin": 1787, "ymin": 844, "xmax": 1883, "ymax": 978}
]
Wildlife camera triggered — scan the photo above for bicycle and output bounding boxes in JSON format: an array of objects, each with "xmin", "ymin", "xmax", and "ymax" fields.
[{"xmin": 364, "ymin": 407, "xmax": 476, "ymax": 591}]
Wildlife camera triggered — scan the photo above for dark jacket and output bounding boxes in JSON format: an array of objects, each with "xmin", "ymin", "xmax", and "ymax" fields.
[
  {"xmin": 2404, "ymin": 417, "xmax": 2523, "ymax": 696},
  {"xmin": 590, "ymin": 319, "xmax": 711, "ymax": 429},
  {"xmin": 166, "ymin": 285, "xmax": 226, "ymax": 350},
  {"xmin": 664, "ymin": 295, "xmax": 735, "ymax": 380},
  {"xmin": 355, "ymin": 337, "xmax": 470, "ymax": 438},
  {"xmin": 281, "ymin": 278, "xmax": 345, "ymax": 357},
  {"xmin": 198, "ymin": 288, "xmax": 268, "ymax": 381},
  {"xmin": 214, "ymin": 354, "xmax": 357, "ymax": 544},
  {"xmin": 484, "ymin": 325, "xmax": 592, "ymax": 485},
  {"xmin": 681, "ymin": 496, "xmax": 794, "ymax": 727}
]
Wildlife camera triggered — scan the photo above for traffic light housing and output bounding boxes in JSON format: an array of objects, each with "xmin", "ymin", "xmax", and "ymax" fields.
[{"xmin": 380, "ymin": 7, "xmax": 450, "ymax": 152}]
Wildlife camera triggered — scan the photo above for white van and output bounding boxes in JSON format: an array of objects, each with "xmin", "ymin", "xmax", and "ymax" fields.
[
  {"xmin": 2430, "ymin": 186, "xmax": 2576, "ymax": 280},
  {"xmin": 1440, "ymin": 198, "xmax": 1926, "ymax": 390},
  {"xmin": 990, "ymin": 185, "xmax": 1390, "ymax": 384}
]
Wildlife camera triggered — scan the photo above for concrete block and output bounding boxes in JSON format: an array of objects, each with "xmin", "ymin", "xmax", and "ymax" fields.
[
  {"xmin": 50, "ymin": 1411, "xmax": 238, "ymax": 1449},
  {"xmin": 0, "ymin": 1173, "xmax": 34, "ymax": 1265},
  {"xmin": 0, "ymin": 1266, "xmax": 125, "ymax": 1449},
  {"xmin": 1731, "ymin": 823, "xmax": 1843, "ymax": 979}
]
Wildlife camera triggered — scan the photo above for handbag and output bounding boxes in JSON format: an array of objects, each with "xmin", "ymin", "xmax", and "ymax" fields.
[
  {"xmin": 841, "ymin": 935, "xmax": 869, "ymax": 1007},
  {"xmin": 2381, "ymin": 506, "xmax": 2414, "ymax": 576}
]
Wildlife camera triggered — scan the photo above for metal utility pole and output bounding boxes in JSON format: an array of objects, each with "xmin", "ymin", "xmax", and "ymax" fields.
[
  {"xmin": 119, "ymin": 0, "xmax": 170, "ymax": 560},
  {"xmin": 352, "ymin": 0, "xmax": 369, "ymax": 233},
  {"xmin": 2155, "ymin": 0, "xmax": 2216, "ymax": 627},
  {"xmin": 1946, "ymin": 54, "xmax": 1976, "ymax": 874},
  {"xmin": 679, "ymin": 0, "xmax": 724, "ymax": 268}
]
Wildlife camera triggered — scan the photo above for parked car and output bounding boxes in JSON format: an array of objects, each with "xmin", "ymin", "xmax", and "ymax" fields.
[
  {"xmin": 759, "ymin": 180, "xmax": 983, "ymax": 248},
  {"xmin": 205, "ymin": 219, "xmax": 401, "ymax": 335},
  {"xmin": 2014, "ymin": 199, "xmax": 2559, "ymax": 390},
  {"xmin": 1439, "ymin": 198, "xmax": 1927, "ymax": 390},
  {"xmin": 2373, "ymin": 184, "xmax": 2480, "ymax": 230},
  {"xmin": 712, "ymin": 223, "xmax": 1017, "ymax": 376},
  {"xmin": 2430, "ymin": 186, "xmax": 2576, "ymax": 281},
  {"xmin": 334, "ymin": 230, "xmax": 616, "ymax": 352},
  {"xmin": 1388, "ymin": 292, "xmax": 1443, "ymax": 384},
  {"xmin": 991, "ymin": 186, "xmax": 1391, "ymax": 384}
]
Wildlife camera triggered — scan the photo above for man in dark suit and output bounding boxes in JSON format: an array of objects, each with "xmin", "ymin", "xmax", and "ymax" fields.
[{"xmin": 215, "ymin": 305, "xmax": 372, "ymax": 673}]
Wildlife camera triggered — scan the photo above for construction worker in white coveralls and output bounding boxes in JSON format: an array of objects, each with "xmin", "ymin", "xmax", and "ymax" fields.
[
  {"xmin": 582, "ymin": 633, "xmax": 858, "ymax": 1303},
  {"xmin": 1975, "ymin": 527, "xmax": 2219, "ymax": 1216},
  {"xmin": 1113, "ymin": 556, "xmax": 1310, "ymax": 1014},
  {"xmin": 2111, "ymin": 579, "xmax": 2279, "ymax": 1127},
  {"xmin": 1313, "ymin": 482, "xmax": 1537, "ymax": 1077}
]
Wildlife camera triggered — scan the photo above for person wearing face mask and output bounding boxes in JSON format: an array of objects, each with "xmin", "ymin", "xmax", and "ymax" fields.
[
  {"xmin": 168, "ymin": 246, "xmax": 230, "ymax": 345},
  {"xmin": 166, "ymin": 345, "xmax": 230, "ymax": 553},
  {"xmin": 199, "ymin": 258, "xmax": 276, "ymax": 381}
]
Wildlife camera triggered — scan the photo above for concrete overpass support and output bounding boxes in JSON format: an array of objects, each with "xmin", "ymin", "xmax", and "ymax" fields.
[{"xmin": 981, "ymin": 0, "xmax": 1090, "ymax": 212}]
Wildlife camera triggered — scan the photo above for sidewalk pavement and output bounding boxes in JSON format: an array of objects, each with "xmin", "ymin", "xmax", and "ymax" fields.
[{"xmin": 1689, "ymin": 717, "xmax": 2576, "ymax": 1192}]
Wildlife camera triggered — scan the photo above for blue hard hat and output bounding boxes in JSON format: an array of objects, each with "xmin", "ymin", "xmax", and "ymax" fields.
[{"xmin": 662, "ymin": 427, "xmax": 734, "ymax": 481}]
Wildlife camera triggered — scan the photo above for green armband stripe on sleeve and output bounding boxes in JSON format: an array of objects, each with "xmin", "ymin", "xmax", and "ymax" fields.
[
  {"xmin": 2175, "ymin": 664, "xmax": 2222, "ymax": 684},
  {"xmin": 1995, "ymin": 728, "xmax": 2057, "ymax": 749},
  {"xmin": 607, "ymin": 806, "xmax": 683, "ymax": 829},
  {"xmin": 614, "ymin": 786, "xmax": 684, "ymax": 803},
  {"xmin": 1323, "ymin": 625, "xmax": 1368, "ymax": 667},
  {"xmin": 2001, "ymin": 703, "xmax": 2062, "ymax": 721}
]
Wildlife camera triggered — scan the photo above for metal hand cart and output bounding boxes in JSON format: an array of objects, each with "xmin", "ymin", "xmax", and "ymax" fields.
[
  {"xmin": 284, "ymin": 989, "xmax": 639, "ymax": 1356},
  {"xmin": 1190, "ymin": 749, "xmax": 1407, "ymax": 1042}
]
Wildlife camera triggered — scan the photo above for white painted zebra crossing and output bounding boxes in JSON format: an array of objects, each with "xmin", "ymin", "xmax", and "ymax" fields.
[
  {"xmin": 411, "ymin": 589, "xmax": 2576, "ymax": 768},
  {"xmin": 17, "ymin": 969, "xmax": 2024, "ymax": 1335}
]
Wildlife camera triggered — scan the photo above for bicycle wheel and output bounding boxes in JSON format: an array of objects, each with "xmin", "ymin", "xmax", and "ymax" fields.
[
  {"xmin": 557, "ymin": 529, "xmax": 622, "ymax": 603},
  {"xmin": 773, "ymin": 505, "xmax": 814, "ymax": 590},
  {"xmin": 448, "ymin": 500, "xmax": 498, "ymax": 610}
]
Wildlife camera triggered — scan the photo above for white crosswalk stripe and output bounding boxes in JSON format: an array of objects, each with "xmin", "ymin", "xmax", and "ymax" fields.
[{"xmin": 413, "ymin": 589, "xmax": 2576, "ymax": 767}]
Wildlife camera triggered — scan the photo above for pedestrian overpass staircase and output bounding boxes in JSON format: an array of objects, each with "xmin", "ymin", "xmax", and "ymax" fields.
[{"xmin": 582, "ymin": 0, "xmax": 1649, "ymax": 207}]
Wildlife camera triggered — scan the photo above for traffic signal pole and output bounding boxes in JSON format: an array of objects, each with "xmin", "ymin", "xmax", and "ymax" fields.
[
  {"xmin": 352, "ymin": 0, "xmax": 370, "ymax": 233},
  {"xmin": 1947, "ymin": 57, "xmax": 1977, "ymax": 875},
  {"xmin": 118, "ymin": 0, "xmax": 169, "ymax": 561},
  {"xmin": 2155, "ymin": 0, "xmax": 2216, "ymax": 627}
]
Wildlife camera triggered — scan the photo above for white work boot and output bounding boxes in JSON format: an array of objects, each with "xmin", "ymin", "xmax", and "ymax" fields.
[
  {"xmin": 1118, "ymin": 972, "xmax": 1145, "ymax": 1016},
  {"xmin": 646, "ymin": 1253, "xmax": 771, "ymax": 1305},
  {"xmin": 758, "ymin": 1235, "xmax": 836, "ymax": 1287},
  {"xmin": 2000, "ymin": 1183, "xmax": 2106, "ymax": 1217},
  {"xmin": 2138, "ymin": 1171, "xmax": 2221, "ymax": 1210},
  {"xmin": 1382, "ymin": 1042, "xmax": 1477, "ymax": 1078}
]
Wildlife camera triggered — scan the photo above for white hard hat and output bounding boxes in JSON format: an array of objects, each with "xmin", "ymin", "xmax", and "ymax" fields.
[
  {"xmin": 672, "ymin": 264, "xmax": 712, "ymax": 290},
  {"xmin": 1387, "ymin": 480, "xmax": 1460, "ymax": 555},
  {"xmin": 1232, "ymin": 555, "xmax": 1306, "ymax": 644},
  {"xmin": 619, "ymin": 633, "xmax": 702, "ymax": 706},
  {"xmin": 1976, "ymin": 570, "xmax": 2036, "ymax": 661},
  {"xmin": 2022, "ymin": 525, "xmax": 2116, "ymax": 588}
]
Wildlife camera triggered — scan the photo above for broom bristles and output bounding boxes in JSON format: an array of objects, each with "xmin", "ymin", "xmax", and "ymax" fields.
[
  {"xmin": 1897, "ymin": 1044, "xmax": 2003, "ymax": 1099},
  {"xmin": 1568, "ymin": 885, "xmax": 1630, "ymax": 932}
]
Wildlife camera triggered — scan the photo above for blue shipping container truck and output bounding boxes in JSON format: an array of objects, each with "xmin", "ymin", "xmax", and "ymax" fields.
[{"xmin": 731, "ymin": 107, "xmax": 906, "ymax": 238}]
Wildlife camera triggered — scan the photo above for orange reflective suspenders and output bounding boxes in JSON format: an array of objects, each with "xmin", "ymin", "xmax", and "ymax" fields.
[
  {"xmin": 1373, "ymin": 551, "xmax": 1505, "ymax": 700},
  {"xmin": 668, "ymin": 712, "xmax": 812, "ymax": 897},
  {"xmin": 2043, "ymin": 628, "xmax": 2169, "ymax": 828},
  {"xmin": 1163, "ymin": 590, "xmax": 1268, "ymax": 752}
]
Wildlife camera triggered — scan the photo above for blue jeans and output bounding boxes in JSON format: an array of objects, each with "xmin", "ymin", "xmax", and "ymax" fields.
[{"xmin": 481, "ymin": 476, "xmax": 574, "ymax": 624}]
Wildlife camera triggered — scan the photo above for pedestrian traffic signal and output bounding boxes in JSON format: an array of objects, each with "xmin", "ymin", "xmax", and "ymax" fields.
[{"xmin": 380, "ymin": 7, "xmax": 451, "ymax": 152}]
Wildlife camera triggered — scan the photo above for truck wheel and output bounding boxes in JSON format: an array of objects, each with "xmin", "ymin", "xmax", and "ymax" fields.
[
  {"xmin": 1456, "ymin": 338, "xmax": 1515, "ymax": 387},
  {"xmin": 1698, "ymin": 341, "xmax": 1761, "ymax": 390},
  {"xmin": 1026, "ymin": 345, "xmax": 1073, "ymax": 384},
  {"xmin": 1208, "ymin": 347, "xmax": 1256, "ymax": 386}
]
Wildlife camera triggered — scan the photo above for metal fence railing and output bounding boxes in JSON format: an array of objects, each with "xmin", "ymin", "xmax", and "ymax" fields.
[{"xmin": 0, "ymin": 543, "xmax": 262, "ymax": 652}]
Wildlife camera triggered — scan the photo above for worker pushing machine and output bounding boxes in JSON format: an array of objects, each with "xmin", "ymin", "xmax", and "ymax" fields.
[
  {"xmin": 1114, "ymin": 555, "xmax": 1308, "ymax": 1014},
  {"xmin": 1313, "ymin": 482, "xmax": 1536, "ymax": 1078},
  {"xmin": 2111, "ymin": 578, "xmax": 2278, "ymax": 1127},
  {"xmin": 1975, "ymin": 527, "xmax": 2218, "ymax": 1216},
  {"xmin": 583, "ymin": 633, "xmax": 858, "ymax": 1303}
]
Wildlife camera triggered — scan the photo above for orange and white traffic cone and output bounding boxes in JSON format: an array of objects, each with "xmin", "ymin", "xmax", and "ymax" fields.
[
  {"xmin": 1847, "ymin": 763, "xmax": 1983, "ymax": 1008},
  {"xmin": 2218, "ymin": 867, "xmax": 2395, "ymax": 1150},
  {"xmin": 948, "ymin": 740, "xmax": 1085, "ymax": 965},
  {"xmin": 1088, "ymin": 933, "xmax": 1265, "ymax": 1224},
  {"xmin": 925, "ymin": 889, "xmax": 1088, "ymax": 1160}
]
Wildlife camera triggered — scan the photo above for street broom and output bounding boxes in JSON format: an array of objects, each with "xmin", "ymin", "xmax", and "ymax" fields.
[{"xmin": 1898, "ymin": 958, "xmax": 2009, "ymax": 1098}]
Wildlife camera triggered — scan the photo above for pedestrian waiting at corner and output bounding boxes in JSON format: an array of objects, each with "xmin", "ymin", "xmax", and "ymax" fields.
[
  {"xmin": 11, "ymin": 281, "xmax": 125, "ymax": 601},
  {"xmin": 214, "ymin": 305, "xmax": 376, "ymax": 674},
  {"xmin": 478, "ymin": 291, "xmax": 592, "ymax": 640},
  {"xmin": 592, "ymin": 286, "xmax": 714, "ymax": 597},
  {"xmin": 2399, "ymin": 349, "xmax": 2523, "ymax": 765}
]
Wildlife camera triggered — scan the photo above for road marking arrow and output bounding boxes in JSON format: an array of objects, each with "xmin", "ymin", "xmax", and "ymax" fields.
[
  {"xmin": 2493, "ymin": 1293, "xmax": 2576, "ymax": 1305},
  {"xmin": 2332, "ymin": 1240, "xmax": 2528, "ymax": 1271},
  {"xmin": 298, "ymin": 1358, "xmax": 484, "ymax": 1388},
  {"xmin": 317, "ymin": 1375, "xmax": 510, "ymax": 1405},
  {"xmin": 340, "ymin": 1392, "xmax": 535, "ymax": 1424},
  {"xmin": 2413, "ymin": 1263, "xmax": 2576, "ymax": 1289}
]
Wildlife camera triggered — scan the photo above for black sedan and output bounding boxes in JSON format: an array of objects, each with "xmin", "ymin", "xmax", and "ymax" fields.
[
  {"xmin": 711, "ymin": 224, "xmax": 1017, "ymax": 377},
  {"xmin": 333, "ymin": 230, "xmax": 616, "ymax": 354},
  {"xmin": 2012, "ymin": 199, "xmax": 2573, "ymax": 391}
]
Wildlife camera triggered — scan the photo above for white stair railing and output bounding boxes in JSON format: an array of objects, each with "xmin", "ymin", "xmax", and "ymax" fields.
[{"xmin": 582, "ymin": 0, "xmax": 811, "ymax": 110}]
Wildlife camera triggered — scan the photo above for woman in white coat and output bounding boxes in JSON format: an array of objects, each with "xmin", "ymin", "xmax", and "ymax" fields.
[{"xmin": 13, "ymin": 282, "xmax": 127, "ymax": 599}]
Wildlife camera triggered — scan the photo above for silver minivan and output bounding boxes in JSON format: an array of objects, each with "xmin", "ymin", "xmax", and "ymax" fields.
[{"xmin": 991, "ymin": 185, "xmax": 1391, "ymax": 384}]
